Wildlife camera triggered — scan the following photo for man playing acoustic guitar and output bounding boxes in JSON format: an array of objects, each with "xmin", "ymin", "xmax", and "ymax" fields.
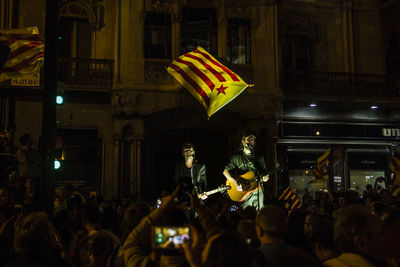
[{"xmin": 223, "ymin": 132, "xmax": 270, "ymax": 210}]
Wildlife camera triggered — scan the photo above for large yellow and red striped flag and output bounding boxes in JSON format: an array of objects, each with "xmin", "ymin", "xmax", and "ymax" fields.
[
  {"xmin": 167, "ymin": 47, "xmax": 249, "ymax": 117},
  {"xmin": 0, "ymin": 27, "xmax": 44, "ymax": 82},
  {"xmin": 279, "ymin": 186, "xmax": 302, "ymax": 210}
]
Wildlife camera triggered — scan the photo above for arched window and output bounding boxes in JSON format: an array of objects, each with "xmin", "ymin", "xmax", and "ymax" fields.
[
  {"xmin": 281, "ymin": 16, "xmax": 317, "ymax": 71},
  {"xmin": 59, "ymin": 1, "xmax": 99, "ymax": 58}
]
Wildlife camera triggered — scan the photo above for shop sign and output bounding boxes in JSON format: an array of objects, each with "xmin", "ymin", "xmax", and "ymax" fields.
[
  {"xmin": 382, "ymin": 128, "xmax": 400, "ymax": 137},
  {"xmin": 334, "ymin": 176, "xmax": 342, "ymax": 183}
]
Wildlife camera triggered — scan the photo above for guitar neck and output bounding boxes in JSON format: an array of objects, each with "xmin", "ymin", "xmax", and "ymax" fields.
[{"xmin": 204, "ymin": 188, "xmax": 222, "ymax": 196}]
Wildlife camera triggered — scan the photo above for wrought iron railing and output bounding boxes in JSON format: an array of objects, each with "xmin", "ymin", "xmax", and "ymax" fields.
[
  {"xmin": 280, "ymin": 69, "xmax": 397, "ymax": 97},
  {"xmin": 58, "ymin": 57, "xmax": 114, "ymax": 89}
]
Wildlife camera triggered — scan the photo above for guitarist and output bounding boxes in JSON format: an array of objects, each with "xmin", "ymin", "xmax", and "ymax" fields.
[
  {"xmin": 223, "ymin": 132, "xmax": 269, "ymax": 210},
  {"xmin": 173, "ymin": 142, "xmax": 208, "ymax": 200}
]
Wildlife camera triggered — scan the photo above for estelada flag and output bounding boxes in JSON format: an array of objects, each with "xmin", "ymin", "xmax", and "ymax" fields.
[
  {"xmin": 0, "ymin": 27, "xmax": 44, "ymax": 82},
  {"xmin": 389, "ymin": 146, "xmax": 400, "ymax": 197},
  {"xmin": 311, "ymin": 148, "xmax": 331, "ymax": 183},
  {"xmin": 279, "ymin": 186, "xmax": 302, "ymax": 210},
  {"xmin": 167, "ymin": 47, "xmax": 249, "ymax": 117}
]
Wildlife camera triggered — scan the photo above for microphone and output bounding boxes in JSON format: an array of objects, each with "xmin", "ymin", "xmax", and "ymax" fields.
[{"xmin": 245, "ymin": 143, "xmax": 254, "ymax": 150}]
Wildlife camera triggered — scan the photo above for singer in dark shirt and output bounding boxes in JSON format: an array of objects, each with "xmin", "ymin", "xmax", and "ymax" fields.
[{"xmin": 223, "ymin": 133, "xmax": 269, "ymax": 210}]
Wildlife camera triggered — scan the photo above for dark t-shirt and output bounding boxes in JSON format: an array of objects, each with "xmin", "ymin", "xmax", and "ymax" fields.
[
  {"xmin": 225, "ymin": 151, "xmax": 267, "ymax": 176},
  {"xmin": 173, "ymin": 160, "xmax": 207, "ymax": 194}
]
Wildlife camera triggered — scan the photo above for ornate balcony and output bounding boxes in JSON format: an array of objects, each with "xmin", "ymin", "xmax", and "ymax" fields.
[
  {"xmin": 280, "ymin": 69, "xmax": 398, "ymax": 98},
  {"xmin": 58, "ymin": 58, "xmax": 114, "ymax": 90}
]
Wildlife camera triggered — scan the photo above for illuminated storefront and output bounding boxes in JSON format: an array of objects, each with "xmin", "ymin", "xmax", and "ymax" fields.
[{"xmin": 277, "ymin": 121, "xmax": 399, "ymax": 198}]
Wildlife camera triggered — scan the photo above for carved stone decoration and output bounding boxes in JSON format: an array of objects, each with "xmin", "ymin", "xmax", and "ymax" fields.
[
  {"xmin": 122, "ymin": 125, "xmax": 136, "ymax": 141},
  {"xmin": 279, "ymin": 12, "xmax": 319, "ymax": 44},
  {"xmin": 60, "ymin": 0, "xmax": 105, "ymax": 30},
  {"xmin": 144, "ymin": 0, "xmax": 172, "ymax": 12},
  {"xmin": 144, "ymin": 60, "xmax": 177, "ymax": 85}
]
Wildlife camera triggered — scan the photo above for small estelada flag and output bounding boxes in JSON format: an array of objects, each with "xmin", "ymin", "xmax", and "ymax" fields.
[
  {"xmin": 309, "ymin": 148, "xmax": 331, "ymax": 184},
  {"xmin": 0, "ymin": 27, "xmax": 44, "ymax": 82},
  {"xmin": 279, "ymin": 186, "xmax": 302, "ymax": 210},
  {"xmin": 389, "ymin": 146, "xmax": 400, "ymax": 197},
  {"xmin": 167, "ymin": 47, "xmax": 249, "ymax": 118}
]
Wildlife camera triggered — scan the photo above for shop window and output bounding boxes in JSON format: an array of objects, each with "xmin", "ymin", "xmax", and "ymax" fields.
[
  {"xmin": 180, "ymin": 7, "xmax": 217, "ymax": 55},
  {"xmin": 348, "ymin": 151, "xmax": 387, "ymax": 195},
  {"xmin": 227, "ymin": 18, "xmax": 251, "ymax": 64},
  {"xmin": 287, "ymin": 150, "xmax": 328, "ymax": 198},
  {"xmin": 54, "ymin": 129, "xmax": 102, "ymax": 190},
  {"xmin": 144, "ymin": 12, "xmax": 171, "ymax": 59}
]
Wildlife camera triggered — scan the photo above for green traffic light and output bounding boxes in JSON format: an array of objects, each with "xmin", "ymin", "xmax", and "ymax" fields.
[
  {"xmin": 54, "ymin": 160, "xmax": 61, "ymax": 170},
  {"xmin": 56, "ymin": 95, "xmax": 64, "ymax": 105}
]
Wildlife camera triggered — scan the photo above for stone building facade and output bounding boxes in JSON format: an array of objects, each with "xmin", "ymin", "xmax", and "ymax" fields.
[{"xmin": 0, "ymin": 0, "xmax": 398, "ymax": 200}]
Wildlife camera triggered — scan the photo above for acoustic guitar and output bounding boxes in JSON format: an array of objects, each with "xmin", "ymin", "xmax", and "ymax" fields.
[
  {"xmin": 226, "ymin": 171, "xmax": 261, "ymax": 202},
  {"xmin": 226, "ymin": 166, "xmax": 281, "ymax": 202}
]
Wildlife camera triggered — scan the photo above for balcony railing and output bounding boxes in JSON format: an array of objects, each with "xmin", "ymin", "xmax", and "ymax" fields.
[
  {"xmin": 281, "ymin": 69, "xmax": 398, "ymax": 97},
  {"xmin": 58, "ymin": 58, "xmax": 114, "ymax": 89}
]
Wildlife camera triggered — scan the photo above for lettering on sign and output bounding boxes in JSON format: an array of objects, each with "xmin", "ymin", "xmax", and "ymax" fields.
[
  {"xmin": 382, "ymin": 128, "xmax": 400, "ymax": 137},
  {"xmin": 334, "ymin": 176, "xmax": 342, "ymax": 183},
  {"xmin": 11, "ymin": 73, "xmax": 40, "ymax": 87}
]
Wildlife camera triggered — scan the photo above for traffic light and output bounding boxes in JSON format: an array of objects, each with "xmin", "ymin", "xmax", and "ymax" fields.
[
  {"xmin": 56, "ymin": 95, "xmax": 64, "ymax": 105},
  {"xmin": 54, "ymin": 159, "xmax": 61, "ymax": 170},
  {"xmin": 56, "ymin": 82, "xmax": 64, "ymax": 105}
]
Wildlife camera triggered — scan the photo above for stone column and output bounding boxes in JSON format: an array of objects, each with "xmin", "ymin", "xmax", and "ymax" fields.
[
  {"xmin": 217, "ymin": 7, "xmax": 227, "ymax": 59},
  {"xmin": 171, "ymin": 3, "xmax": 181, "ymax": 59},
  {"xmin": 110, "ymin": 135, "xmax": 121, "ymax": 199},
  {"xmin": 342, "ymin": 1, "xmax": 355, "ymax": 72},
  {"xmin": 120, "ymin": 0, "xmax": 145, "ymax": 84}
]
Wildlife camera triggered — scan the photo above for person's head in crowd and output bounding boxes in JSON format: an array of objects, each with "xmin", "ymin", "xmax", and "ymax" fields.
[
  {"xmin": 241, "ymin": 205, "xmax": 257, "ymax": 221},
  {"xmin": 81, "ymin": 204, "xmax": 101, "ymax": 233},
  {"xmin": 365, "ymin": 184, "xmax": 373, "ymax": 192},
  {"xmin": 303, "ymin": 211, "xmax": 318, "ymax": 239},
  {"xmin": 216, "ymin": 206, "xmax": 242, "ymax": 232},
  {"xmin": 285, "ymin": 209, "xmax": 307, "ymax": 246},
  {"xmin": 237, "ymin": 219, "xmax": 259, "ymax": 248},
  {"xmin": 158, "ymin": 206, "xmax": 189, "ymax": 226},
  {"xmin": 302, "ymin": 194, "xmax": 314, "ymax": 208},
  {"xmin": 201, "ymin": 232, "xmax": 251, "ymax": 267},
  {"xmin": 333, "ymin": 205, "xmax": 387, "ymax": 261},
  {"xmin": 4, "ymin": 124, "xmax": 16, "ymax": 141},
  {"xmin": 121, "ymin": 201, "xmax": 151, "ymax": 242},
  {"xmin": 314, "ymin": 190, "xmax": 323, "ymax": 203},
  {"xmin": 310, "ymin": 215, "xmax": 339, "ymax": 262},
  {"xmin": 256, "ymin": 205, "xmax": 288, "ymax": 244},
  {"xmin": 371, "ymin": 201, "xmax": 388, "ymax": 217},
  {"xmin": 13, "ymin": 212, "xmax": 64, "ymax": 263},
  {"xmin": 75, "ymin": 230, "xmax": 120, "ymax": 267},
  {"xmin": 381, "ymin": 207, "xmax": 400, "ymax": 260},
  {"xmin": 364, "ymin": 192, "xmax": 379, "ymax": 208},
  {"xmin": 268, "ymin": 248, "xmax": 324, "ymax": 267},
  {"xmin": 19, "ymin": 133, "xmax": 33, "ymax": 149}
]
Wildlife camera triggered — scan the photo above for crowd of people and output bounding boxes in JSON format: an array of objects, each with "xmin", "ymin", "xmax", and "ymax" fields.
[{"xmin": 0, "ymin": 128, "xmax": 399, "ymax": 266}]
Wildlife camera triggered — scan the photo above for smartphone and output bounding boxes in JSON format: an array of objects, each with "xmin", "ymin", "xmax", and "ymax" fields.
[{"xmin": 152, "ymin": 226, "xmax": 191, "ymax": 250}]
